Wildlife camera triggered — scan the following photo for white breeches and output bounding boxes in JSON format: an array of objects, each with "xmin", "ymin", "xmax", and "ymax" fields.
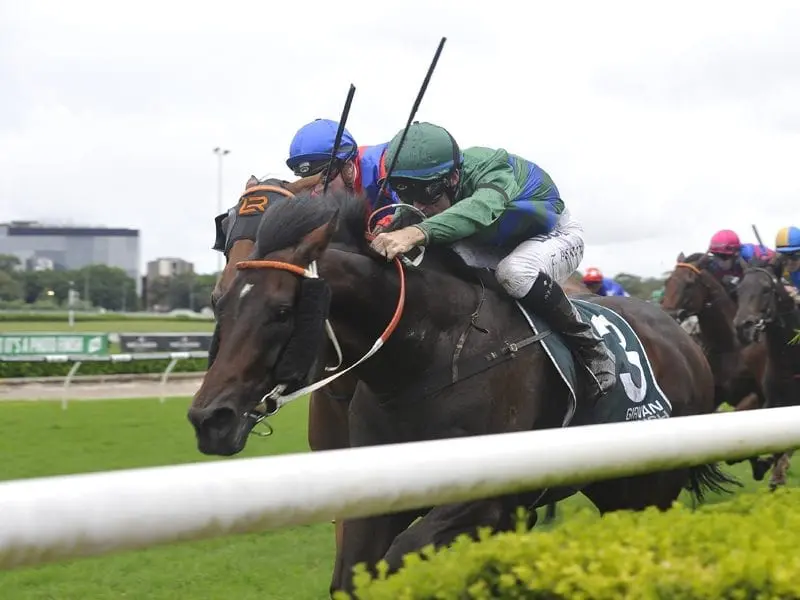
[{"xmin": 495, "ymin": 207, "xmax": 585, "ymax": 298}]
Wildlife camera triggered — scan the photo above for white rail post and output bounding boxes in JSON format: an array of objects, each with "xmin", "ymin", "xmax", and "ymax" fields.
[
  {"xmin": 50, "ymin": 356, "xmax": 80, "ymax": 411},
  {"xmin": 160, "ymin": 352, "xmax": 189, "ymax": 403}
]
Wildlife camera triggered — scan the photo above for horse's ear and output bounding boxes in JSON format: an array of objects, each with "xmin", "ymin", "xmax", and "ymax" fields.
[
  {"xmin": 295, "ymin": 210, "xmax": 340, "ymax": 264},
  {"xmin": 245, "ymin": 175, "xmax": 259, "ymax": 189},
  {"xmin": 677, "ymin": 251, "xmax": 685, "ymax": 263}
]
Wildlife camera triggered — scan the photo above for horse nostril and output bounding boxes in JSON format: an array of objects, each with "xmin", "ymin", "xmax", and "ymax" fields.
[
  {"xmin": 188, "ymin": 405, "xmax": 238, "ymax": 433},
  {"xmin": 205, "ymin": 406, "xmax": 238, "ymax": 432}
]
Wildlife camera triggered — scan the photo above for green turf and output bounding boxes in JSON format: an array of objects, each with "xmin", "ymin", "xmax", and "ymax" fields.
[
  {"xmin": 0, "ymin": 320, "xmax": 214, "ymax": 333},
  {"xmin": 0, "ymin": 397, "xmax": 794, "ymax": 599}
]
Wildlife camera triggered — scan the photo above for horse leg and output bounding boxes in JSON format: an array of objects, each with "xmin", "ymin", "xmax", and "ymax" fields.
[
  {"xmin": 733, "ymin": 392, "xmax": 760, "ymax": 411},
  {"xmin": 542, "ymin": 502, "xmax": 558, "ymax": 524},
  {"xmin": 582, "ymin": 469, "xmax": 690, "ymax": 513},
  {"xmin": 331, "ymin": 510, "xmax": 421, "ymax": 597},
  {"xmin": 769, "ymin": 451, "xmax": 793, "ymax": 491},
  {"xmin": 379, "ymin": 496, "xmax": 519, "ymax": 578},
  {"xmin": 307, "ymin": 374, "xmax": 357, "ymax": 577},
  {"xmin": 725, "ymin": 392, "xmax": 768, "ymax": 474}
]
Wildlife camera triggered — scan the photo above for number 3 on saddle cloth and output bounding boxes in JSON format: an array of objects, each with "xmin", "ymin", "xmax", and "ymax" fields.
[{"xmin": 520, "ymin": 298, "xmax": 673, "ymax": 427}]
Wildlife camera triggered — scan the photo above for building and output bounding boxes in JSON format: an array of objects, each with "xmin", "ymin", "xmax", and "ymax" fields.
[
  {"xmin": 0, "ymin": 221, "xmax": 141, "ymax": 293},
  {"xmin": 146, "ymin": 257, "xmax": 195, "ymax": 280},
  {"xmin": 143, "ymin": 257, "xmax": 196, "ymax": 311}
]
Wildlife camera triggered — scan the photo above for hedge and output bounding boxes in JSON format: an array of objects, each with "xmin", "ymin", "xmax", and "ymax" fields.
[
  {"xmin": 0, "ymin": 357, "xmax": 207, "ymax": 378},
  {"xmin": 341, "ymin": 488, "xmax": 800, "ymax": 599}
]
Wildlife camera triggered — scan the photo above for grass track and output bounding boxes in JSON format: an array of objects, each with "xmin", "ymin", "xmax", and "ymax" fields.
[{"xmin": 0, "ymin": 397, "xmax": 795, "ymax": 599}]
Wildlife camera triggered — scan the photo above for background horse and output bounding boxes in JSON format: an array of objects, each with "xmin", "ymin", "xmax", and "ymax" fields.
[
  {"xmin": 189, "ymin": 190, "xmax": 736, "ymax": 597},
  {"xmin": 660, "ymin": 252, "xmax": 767, "ymax": 413},
  {"xmin": 661, "ymin": 252, "xmax": 770, "ymax": 480},
  {"xmin": 733, "ymin": 256, "xmax": 800, "ymax": 489}
]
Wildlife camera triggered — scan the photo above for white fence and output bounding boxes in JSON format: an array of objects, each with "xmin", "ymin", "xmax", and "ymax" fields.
[
  {"xmin": 0, "ymin": 351, "xmax": 209, "ymax": 407},
  {"xmin": 1, "ymin": 405, "xmax": 800, "ymax": 571}
]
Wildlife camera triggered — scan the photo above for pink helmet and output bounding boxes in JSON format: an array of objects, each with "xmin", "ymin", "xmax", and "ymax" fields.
[{"xmin": 708, "ymin": 229, "xmax": 741, "ymax": 256}]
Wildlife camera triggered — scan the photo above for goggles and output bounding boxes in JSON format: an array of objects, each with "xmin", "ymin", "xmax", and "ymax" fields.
[
  {"xmin": 389, "ymin": 177, "xmax": 449, "ymax": 206},
  {"xmin": 292, "ymin": 159, "xmax": 343, "ymax": 184}
]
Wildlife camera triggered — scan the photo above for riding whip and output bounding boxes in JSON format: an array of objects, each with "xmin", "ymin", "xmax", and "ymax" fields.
[
  {"xmin": 322, "ymin": 83, "xmax": 357, "ymax": 194},
  {"xmin": 376, "ymin": 36, "xmax": 448, "ymax": 201}
]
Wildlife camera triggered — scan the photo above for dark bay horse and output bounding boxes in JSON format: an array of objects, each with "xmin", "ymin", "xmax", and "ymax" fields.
[
  {"xmin": 661, "ymin": 252, "xmax": 770, "ymax": 481},
  {"xmin": 188, "ymin": 190, "xmax": 736, "ymax": 596},
  {"xmin": 733, "ymin": 256, "xmax": 800, "ymax": 489},
  {"xmin": 661, "ymin": 252, "xmax": 767, "ymax": 412}
]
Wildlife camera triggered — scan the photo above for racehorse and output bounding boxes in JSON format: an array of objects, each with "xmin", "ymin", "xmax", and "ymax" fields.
[
  {"xmin": 660, "ymin": 253, "xmax": 768, "ymax": 411},
  {"xmin": 661, "ymin": 252, "xmax": 770, "ymax": 481},
  {"xmin": 188, "ymin": 190, "xmax": 737, "ymax": 596},
  {"xmin": 733, "ymin": 256, "xmax": 800, "ymax": 490}
]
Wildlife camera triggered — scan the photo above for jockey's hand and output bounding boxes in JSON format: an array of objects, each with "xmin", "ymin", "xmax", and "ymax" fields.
[{"xmin": 369, "ymin": 226, "xmax": 426, "ymax": 261}]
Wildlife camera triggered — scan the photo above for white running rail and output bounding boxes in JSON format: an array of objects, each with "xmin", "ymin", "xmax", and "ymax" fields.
[{"xmin": 1, "ymin": 406, "xmax": 799, "ymax": 571}]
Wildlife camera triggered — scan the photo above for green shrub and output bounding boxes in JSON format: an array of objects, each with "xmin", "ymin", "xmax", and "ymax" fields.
[
  {"xmin": 342, "ymin": 488, "xmax": 800, "ymax": 600},
  {"xmin": 0, "ymin": 357, "xmax": 207, "ymax": 378}
]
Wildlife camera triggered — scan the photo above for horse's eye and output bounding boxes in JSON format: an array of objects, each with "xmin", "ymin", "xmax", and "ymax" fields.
[{"xmin": 274, "ymin": 306, "xmax": 293, "ymax": 322}]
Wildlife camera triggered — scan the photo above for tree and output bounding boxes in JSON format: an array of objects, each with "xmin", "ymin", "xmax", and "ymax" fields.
[
  {"xmin": 0, "ymin": 254, "xmax": 21, "ymax": 273},
  {"xmin": 613, "ymin": 272, "xmax": 667, "ymax": 301},
  {"xmin": 192, "ymin": 274, "xmax": 217, "ymax": 310},
  {"xmin": 145, "ymin": 273, "xmax": 215, "ymax": 311},
  {"xmin": 0, "ymin": 271, "xmax": 22, "ymax": 301},
  {"xmin": 76, "ymin": 265, "xmax": 138, "ymax": 311}
]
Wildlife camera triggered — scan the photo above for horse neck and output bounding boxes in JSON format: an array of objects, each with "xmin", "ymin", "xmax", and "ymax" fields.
[
  {"xmin": 696, "ymin": 272, "xmax": 738, "ymax": 352},
  {"xmin": 319, "ymin": 248, "xmax": 494, "ymax": 393}
]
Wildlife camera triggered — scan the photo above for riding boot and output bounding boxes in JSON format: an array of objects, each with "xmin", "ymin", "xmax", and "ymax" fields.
[{"xmin": 522, "ymin": 272, "xmax": 617, "ymax": 402}]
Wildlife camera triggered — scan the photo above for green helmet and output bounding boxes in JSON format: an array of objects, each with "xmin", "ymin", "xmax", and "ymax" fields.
[{"xmin": 385, "ymin": 122, "xmax": 463, "ymax": 181}]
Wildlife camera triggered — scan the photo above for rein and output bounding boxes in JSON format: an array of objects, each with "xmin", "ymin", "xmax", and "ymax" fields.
[{"xmin": 673, "ymin": 261, "xmax": 732, "ymax": 318}]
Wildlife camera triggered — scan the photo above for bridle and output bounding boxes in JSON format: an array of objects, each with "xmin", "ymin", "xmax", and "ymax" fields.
[
  {"xmin": 670, "ymin": 262, "xmax": 713, "ymax": 321},
  {"xmin": 738, "ymin": 266, "xmax": 786, "ymax": 333},
  {"xmin": 230, "ymin": 203, "xmax": 418, "ymax": 432}
]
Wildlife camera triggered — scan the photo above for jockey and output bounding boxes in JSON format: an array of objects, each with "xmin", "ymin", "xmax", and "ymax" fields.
[
  {"xmin": 212, "ymin": 119, "xmax": 399, "ymax": 260},
  {"xmin": 706, "ymin": 229, "xmax": 745, "ymax": 296},
  {"xmin": 740, "ymin": 242, "xmax": 776, "ymax": 263},
  {"xmin": 285, "ymin": 118, "xmax": 399, "ymax": 220},
  {"xmin": 582, "ymin": 267, "xmax": 630, "ymax": 297},
  {"xmin": 775, "ymin": 226, "xmax": 800, "ymax": 301},
  {"xmin": 368, "ymin": 121, "xmax": 616, "ymax": 401}
]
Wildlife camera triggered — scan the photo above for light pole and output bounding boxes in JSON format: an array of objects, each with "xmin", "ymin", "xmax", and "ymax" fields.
[
  {"xmin": 67, "ymin": 280, "xmax": 75, "ymax": 329},
  {"xmin": 213, "ymin": 147, "xmax": 231, "ymax": 275}
]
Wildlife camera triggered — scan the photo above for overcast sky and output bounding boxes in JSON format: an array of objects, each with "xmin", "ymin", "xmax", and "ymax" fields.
[{"xmin": 1, "ymin": 0, "xmax": 799, "ymax": 278}]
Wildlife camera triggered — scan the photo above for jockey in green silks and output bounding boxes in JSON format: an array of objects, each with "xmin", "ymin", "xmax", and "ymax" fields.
[{"xmin": 369, "ymin": 122, "xmax": 616, "ymax": 401}]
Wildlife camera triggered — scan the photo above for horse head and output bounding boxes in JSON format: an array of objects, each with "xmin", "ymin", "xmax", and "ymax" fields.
[
  {"xmin": 733, "ymin": 256, "xmax": 796, "ymax": 346},
  {"xmin": 661, "ymin": 251, "xmax": 717, "ymax": 322},
  {"xmin": 189, "ymin": 189, "xmax": 352, "ymax": 455}
]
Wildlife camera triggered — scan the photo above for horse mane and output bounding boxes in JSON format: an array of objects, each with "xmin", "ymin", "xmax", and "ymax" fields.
[
  {"xmin": 254, "ymin": 190, "xmax": 370, "ymax": 258},
  {"xmin": 682, "ymin": 252, "xmax": 708, "ymax": 265}
]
